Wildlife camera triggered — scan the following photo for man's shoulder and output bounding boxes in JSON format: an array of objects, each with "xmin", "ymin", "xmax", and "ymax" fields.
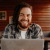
[
  {"xmin": 4, "ymin": 24, "xmax": 15, "ymax": 30},
  {"xmin": 30, "ymin": 23, "xmax": 41, "ymax": 29},
  {"xmin": 30, "ymin": 23, "xmax": 41, "ymax": 27},
  {"xmin": 6, "ymin": 24, "xmax": 14, "ymax": 28}
]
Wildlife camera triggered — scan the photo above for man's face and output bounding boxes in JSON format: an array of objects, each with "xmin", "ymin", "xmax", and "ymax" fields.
[{"xmin": 18, "ymin": 7, "xmax": 32, "ymax": 29}]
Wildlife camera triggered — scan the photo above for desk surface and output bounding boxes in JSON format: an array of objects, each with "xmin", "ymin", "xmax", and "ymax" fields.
[{"xmin": 44, "ymin": 38, "xmax": 50, "ymax": 41}]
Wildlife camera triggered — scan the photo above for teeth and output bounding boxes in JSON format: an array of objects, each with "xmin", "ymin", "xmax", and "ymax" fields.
[{"xmin": 22, "ymin": 21, "xmax": 28, "ymax": 24}]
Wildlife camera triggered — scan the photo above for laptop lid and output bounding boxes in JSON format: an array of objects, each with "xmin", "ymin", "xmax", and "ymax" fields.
[{"xmin": 1, "ymin": 39, "xmax": 44, "ymax": 50}]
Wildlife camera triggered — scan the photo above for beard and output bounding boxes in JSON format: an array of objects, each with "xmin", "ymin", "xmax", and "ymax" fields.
[{"xmin": 18, "ymin": 19, "xmax": 31, "ymax": 29}]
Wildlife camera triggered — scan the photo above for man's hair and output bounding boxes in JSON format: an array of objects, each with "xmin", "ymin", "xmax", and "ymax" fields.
[{"xmin": 12, "ymin": 2, "xmax": 32, "ymax": 27}]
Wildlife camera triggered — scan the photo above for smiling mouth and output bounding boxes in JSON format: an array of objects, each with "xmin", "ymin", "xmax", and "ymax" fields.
[
  {"xmin": 22, "ymin": 20, "xmax": 28, "ymax": 23},
  {"xmin": 21, "ymin": 20, "xmax": 28, "ymax": 22}
]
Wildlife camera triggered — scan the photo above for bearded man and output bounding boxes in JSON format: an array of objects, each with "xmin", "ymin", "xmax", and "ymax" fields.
[{"xmin": 2, "ymin": 2, "xmax": 43, "ymax": 39}]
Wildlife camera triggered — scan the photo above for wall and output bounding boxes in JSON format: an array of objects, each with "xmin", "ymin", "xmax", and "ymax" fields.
[{"xmin": 33, "ymin": 4, "xmax": 50, "ymax": 33}]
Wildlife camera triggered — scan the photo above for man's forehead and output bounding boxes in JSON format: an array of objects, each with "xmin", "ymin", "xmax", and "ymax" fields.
[
  {"xmin": 20, "ymin": 7, "xmax": 32, "ymax": 14},
  {"xmin": 20, "ymin": 13, "xmax": 31, "ymax": 15}
]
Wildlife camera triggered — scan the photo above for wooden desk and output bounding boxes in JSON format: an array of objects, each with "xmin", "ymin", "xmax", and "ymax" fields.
[{"xmin": 44, "ymin": 38, "xmax": 50, "ymax": 50}]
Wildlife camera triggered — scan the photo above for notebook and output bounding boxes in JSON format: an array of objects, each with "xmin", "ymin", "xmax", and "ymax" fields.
[{"xmin": 1, "ymin": 39, "xmax": 44, "ymax": 50}]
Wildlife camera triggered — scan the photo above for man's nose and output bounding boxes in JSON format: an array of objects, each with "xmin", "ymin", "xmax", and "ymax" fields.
[{"xmin": 24, "ymin": 15, "xmax": 28, "ymax": 20}]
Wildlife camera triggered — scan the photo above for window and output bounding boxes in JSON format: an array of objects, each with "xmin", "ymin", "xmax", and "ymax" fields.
[{"xmin": 0, "ymin": 11, "xmax": 7, "ymax": 20}]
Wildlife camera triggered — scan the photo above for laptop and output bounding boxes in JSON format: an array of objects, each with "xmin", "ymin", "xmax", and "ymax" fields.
[{"xmin": 1, "ymin": 39, "xmax": 44, "ymax": 50}]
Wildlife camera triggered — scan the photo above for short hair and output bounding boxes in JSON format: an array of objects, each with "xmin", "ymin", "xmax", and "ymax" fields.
[{"xmin": 12, "ymin": 2, "xmax": 32, "ymax": 27}]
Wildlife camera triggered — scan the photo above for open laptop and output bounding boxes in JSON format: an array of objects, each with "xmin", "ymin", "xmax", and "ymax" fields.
[{"xmin": 1, "ymin": 39, "xmax": 44, "ymax": 50}]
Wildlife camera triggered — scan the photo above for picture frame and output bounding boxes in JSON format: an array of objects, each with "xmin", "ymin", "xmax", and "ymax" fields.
[{"xmin": 0, "ymin": 11, "xmax": 7, "ymax": 20}]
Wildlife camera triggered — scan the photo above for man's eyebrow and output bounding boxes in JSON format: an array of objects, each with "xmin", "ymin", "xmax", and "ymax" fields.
[{"xmin": 20, "ymin": 13, "xmax": 24, "ymax": 14}]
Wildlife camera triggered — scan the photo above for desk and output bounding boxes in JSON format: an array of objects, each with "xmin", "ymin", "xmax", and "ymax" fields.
[{"xmin": 44, "ymin": 38, "xmax": 50, "ymax": 50}]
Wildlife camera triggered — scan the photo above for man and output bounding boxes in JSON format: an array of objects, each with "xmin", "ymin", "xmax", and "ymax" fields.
[{"xmin": 2, "ymin": 2, "xmax": 43, "ymax": 39}]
